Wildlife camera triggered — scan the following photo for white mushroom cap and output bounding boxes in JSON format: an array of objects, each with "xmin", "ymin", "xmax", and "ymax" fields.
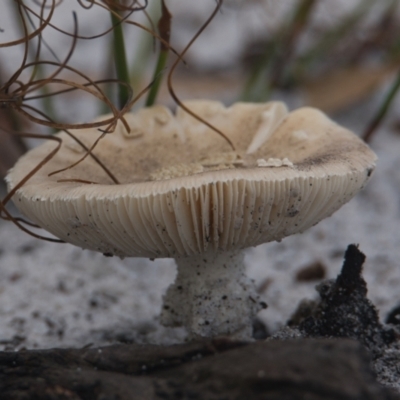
[{"xmin": 7, "ymin": 100, "xmax": 376, "ymax": 258}]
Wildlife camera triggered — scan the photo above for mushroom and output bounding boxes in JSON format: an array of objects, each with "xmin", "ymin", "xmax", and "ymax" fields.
[{"xmin": 6, "ymin": 100, "xmax": 377, "ymax": 340}]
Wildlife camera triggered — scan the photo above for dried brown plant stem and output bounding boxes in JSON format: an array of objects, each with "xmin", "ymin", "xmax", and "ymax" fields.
[
  {"xmin": 28, "ymin": 1, "xmax": 180, "ymax": 60},
  {"xmin": 167, "ymin": 0, "xmax": 236, "ymax": 152},
  {"xmin": 0, "ymin": 0, "xmax": 55, "ymax": 49},
  {"xmin": 47, "ymin": 75, "xmax": 158, "ymax": 180},
  {"xmin": 33, "ymin": 0, "xmax": 147, "ymax": 41},
  {"xmin": 0, "ymin": 0, "xmax": 135, "ymax": 236},
  {"xmin": 0, "ymin": 130, "xmax": 64, "ymax": 242}
]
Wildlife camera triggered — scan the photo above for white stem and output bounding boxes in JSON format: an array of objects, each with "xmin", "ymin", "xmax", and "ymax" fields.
[{"xmin": 160, "ymin": 250, "xmax": 266, "ymax": 340}]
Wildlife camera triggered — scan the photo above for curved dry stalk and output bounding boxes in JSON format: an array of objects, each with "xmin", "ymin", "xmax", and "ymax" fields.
[
  {"xmin": 12, "ymin": 104, "xmax": 121, "ymax": 184},
  {"xmin": 56, "ymin": 178, "xmax": 99, "ymax": 184},
  {"xmin": 26, "ymin": 0, "xmax": 48, "ymax": 86},
  {"xmin": 101, "ymin": 0, "xmax": 147, "ymax": 13},
  {"xmin": 46, "ymin": 74, "xmax": 158, "ymax": 181},
  {"xmin": 56, "ymin": 128, "xmax": 120, "ymax": 184},
  {"xmin": 0, "ymin": 2, "xmax": 128, "ymax": 187},
  {"xmin": 2, "ymin": 132, "xmax": 61, "ymax": 207},
  {"xmin": 25, "ymin": 78, "xmax": 130, "ymax": 103},
  {"xmin": 0, "ymin": 0, "xmax": 55, "ymax": 49},
  {"xmin": 2, "ymin": 1, "xmax": 34, "ymax": 94},
  {"xmin": 16, "ymin": 80, "xmax": 124, "ymax": 130},
  {"xmin": 123, "ymin": 17, "xmax": 182, "ymax": 60},
  {"xmin": 1, "ymin": 15, "xmax": 128, "ymax": 132},
  {"xmin": 27, "ymin": 0, "xmax": 147, "ymax": 41},
  {"xmin": 48, "ymin": 130, "xmax": 109, "ymax": 178},
  {"xmin": 113, "ymin": 65, "xmax": 162, "ymax": 116},
  {"xmin": 76, "ymin": 0, "xmax": 97, "ymax": 10},
  {"xmin": 0, "ymin": 117, "xmax": 119, "ymax": 236},
  {"xmin": 76, "ymin": 0, "xmax": 147, "ymax": 13},
  {"xmin": 20, "ymin": 11, "xmax": 80, "ymax": 97},
  {"xmin": 30, "ymin": 0, "xmax": 181, "ymax": 61},
  {"xmin": 1, "ymin": 0, "xmax": 57, "ymax": 108},
  {"xmin": 0, "ymin": 201, "xmax": 64, "ymax": 242},
  {"xmin": 23, "ymin": 75, "xmax": 132, "ymax": 133},
  {"xmin": 167, "ymin": 0, "xmax": 235, "ymax": 152},
  {"xmin": 0, "ymin": 129, "xmax": 65, "ymax": 242},
  {"xmin": 32, "ymin": 0, "xmax": 63, "ymax": 8}
]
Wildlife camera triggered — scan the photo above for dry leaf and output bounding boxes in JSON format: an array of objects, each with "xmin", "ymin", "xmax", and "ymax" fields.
[{"xmin": 303, "ymin": 63, "xmax": 399, "ymax": 114}]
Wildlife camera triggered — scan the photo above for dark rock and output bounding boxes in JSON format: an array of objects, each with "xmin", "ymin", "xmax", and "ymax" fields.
[
  {"xmin": 294, "ymin": 244, "xmax": 396, "ymax": 354},
  {"xmin": 252, "ymin": 317, "xmax": 269, "ymax": 340},
  {"xmin": 386, "ymin": 305, "xmax": 400, "ymax": 325}
]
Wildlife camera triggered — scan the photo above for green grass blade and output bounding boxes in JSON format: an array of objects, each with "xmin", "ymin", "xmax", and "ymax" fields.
[
  {"xmin": 110, "ymin": 11, "xmax": 130, "ymax": 109},
  {"xmin": 363, "ymin": 69, "xmax": 400, "ymax": 142}
]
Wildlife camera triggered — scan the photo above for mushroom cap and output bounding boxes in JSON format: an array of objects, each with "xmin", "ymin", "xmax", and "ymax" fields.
[{"xmin": 7, "ymin": 100, "xmax": 376, "ymax": 258}]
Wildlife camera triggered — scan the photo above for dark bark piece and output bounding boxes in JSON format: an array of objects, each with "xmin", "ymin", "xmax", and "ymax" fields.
[
  {"xmin": 1, "ymin": 338, "xmax": 399, "ymax": 400},
  {"xmin": 297, "ymin": 244, "xmax": 396, "ymax": 354},
  {"xmin": 0, "ymin": 339, "xmax": 244, "ymax": 400},
  {"xmin": 0, "ymin": 338, "xmax": 244, "ymax": 376},
  {"xmin": 154, "ymin": 339, "xmax": 400, "ymax": 400}
]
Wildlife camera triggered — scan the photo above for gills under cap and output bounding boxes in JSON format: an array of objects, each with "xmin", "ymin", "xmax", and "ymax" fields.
[{"xmin": 7, "ymin": 100, "xmax": 377, "ymax": 258}]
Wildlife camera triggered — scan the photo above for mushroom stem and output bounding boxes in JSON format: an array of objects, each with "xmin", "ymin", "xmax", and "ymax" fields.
[{"xmin": 160, "ymin": 250, "xmax": 265, "ymax": 340}]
